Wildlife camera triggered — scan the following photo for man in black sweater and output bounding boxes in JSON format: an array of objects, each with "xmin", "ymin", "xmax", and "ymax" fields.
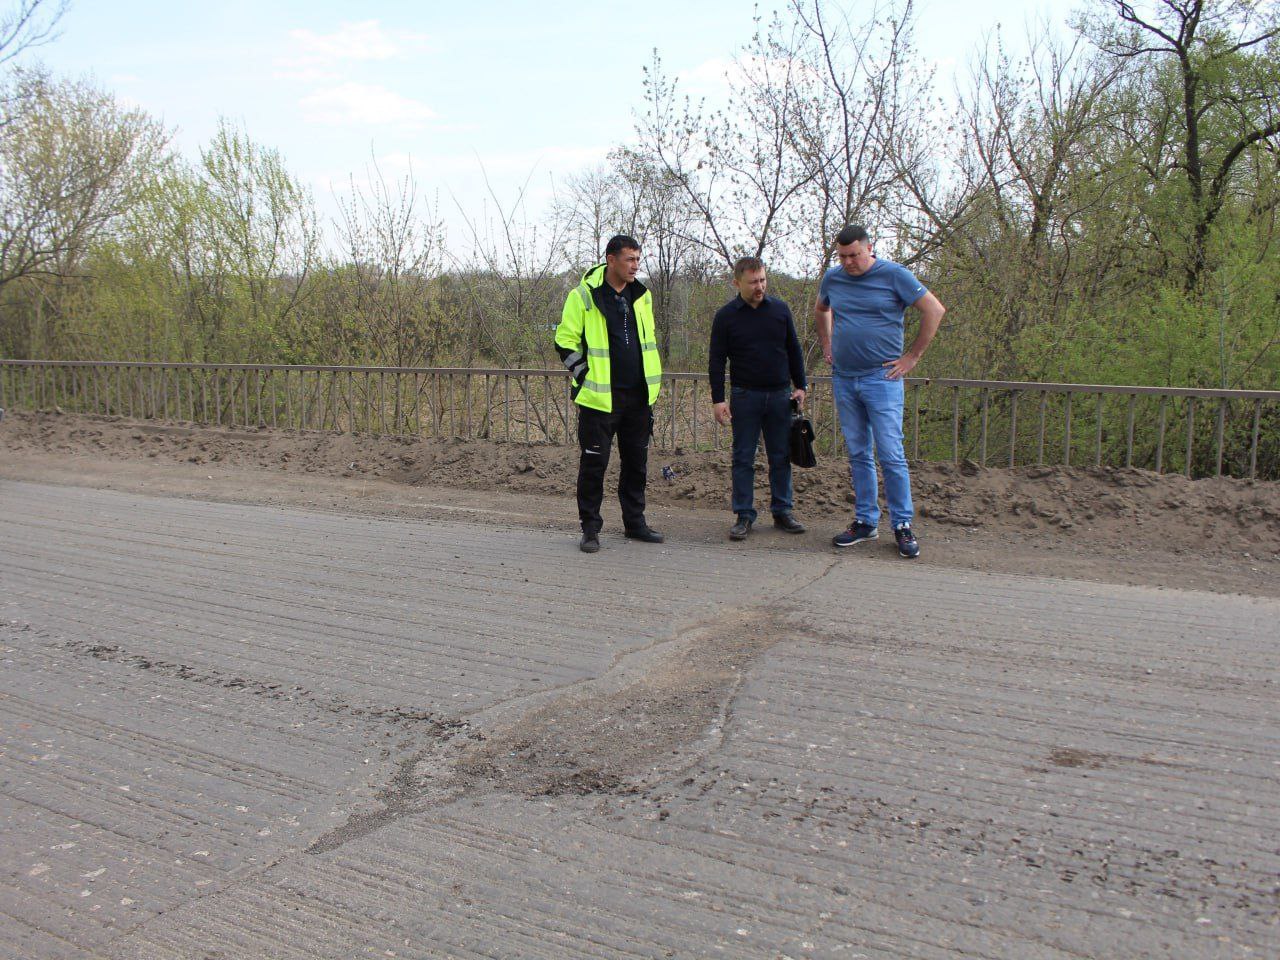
[{"xmin": 708, "ymin": 256, "xmax": 807, "ymax": 540}]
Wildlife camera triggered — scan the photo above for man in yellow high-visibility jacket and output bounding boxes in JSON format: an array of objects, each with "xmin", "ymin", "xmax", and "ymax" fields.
[{"xmin": 554, "ymin": 234, "xmax": 664, "ymax": 553}]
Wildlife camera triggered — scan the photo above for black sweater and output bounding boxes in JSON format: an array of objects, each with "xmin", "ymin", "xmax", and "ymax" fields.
[
  {"xmin": 708, "ymin": 295, "xmax": 806, "ymax": 404},
  {"xmin": 592, "ymin": 279, "xmax": 644, "ymax": 391}
]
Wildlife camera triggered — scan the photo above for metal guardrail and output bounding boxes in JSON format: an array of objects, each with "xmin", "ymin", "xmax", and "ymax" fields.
[{"xmin": 1, "ymin": 360, "xmax": 1277, "ymax": 480}]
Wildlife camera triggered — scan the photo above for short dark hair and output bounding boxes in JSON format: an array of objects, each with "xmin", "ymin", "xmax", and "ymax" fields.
[
  {"xmin": 604, "ymin": 234, "xmax": 640, "ymax": 258},
  {"xmin": 732, "ymin": 256, "xmax": 765, "ymax": 280},
  {"xmin": 835, "ymin": 224, "xmax": 869, "ymax": 246}
]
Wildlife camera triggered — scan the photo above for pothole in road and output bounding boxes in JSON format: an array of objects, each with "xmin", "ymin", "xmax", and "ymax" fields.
[
  {"xmin": 455, "ymin": 606, "xmax": 801, "ymax": 798},
  {"xmin": 307, "ymin": 605, "xmax": 806, "ymax": 853}
]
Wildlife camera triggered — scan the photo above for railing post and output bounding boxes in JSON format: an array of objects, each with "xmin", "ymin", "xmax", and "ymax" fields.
[
  {"xmin": 979, "ymin": 388, "xmax": 989, "ymax": 467},
  {"xmin": 1063, "ymin": 391, "xmax": 1072, "ymax": 466},
  {"xmin": 911, "ymin": 383, "xmax": 921, "ymax": 460},
  {"xmin": 1155, "ymin": 398, "xmax": 1167, "ymax": 474},
  {"xmin": 1095, "ymin": 393, "xmax": 1104, "ymax": 467},
  {"xmin": 1036, "ymin": 391, "xmax": 1048, "ymax": 465},
  {"xmin": 951, "ymin": 386, "xmax": 960, "ymax": 463},
  {"xmin": 1125, "ymin": 394, "xmax": 1137, "ymax": 468},
  {"xmin": 346, "ymin": 370, "xmax": 353, "ymax": 434},
  {"xmin": 1249, "ymin": 400, "xmax": 1261, "ymax": 480},
  {"xmin": 831, "ymin": 380, "xmax": 840, "ymax": 455},
  {"xmin": 452, "ymin": 373, "xmax": 459, "ymax": 439},
  {"xmin": 543, "ymin": 374, "xmax": 551, "ymax": 443},
  {"xmin": 1009, "ymin": 390, "xmax": 1019, "ymax": 468},
  {"xmin": 692, "ymin": 383, "xmax": 698, "ymax": 450},
  {"xmin": 1215, "ymin": 399, "xmax": 1226, "ymax": 477},
  {"xmin": 668, "ymin": 375, "xmax": 676, "ymax": 449},
  {"xmin": 413, "ymin": 372, "xmax": 421, "ymax": 436},
  {"xmin": 378, "ymin": 370, "xmax": 386, "ymax": 435},
  {"xmin": 1185, "ymin": 398, "xmax": 1196, "ymax": 478}
]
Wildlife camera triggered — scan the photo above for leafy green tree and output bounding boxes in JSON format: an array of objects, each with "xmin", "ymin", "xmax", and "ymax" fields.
[{"xmin": 0, "ymin": 67, "xmax": 168, "ymax": 356}]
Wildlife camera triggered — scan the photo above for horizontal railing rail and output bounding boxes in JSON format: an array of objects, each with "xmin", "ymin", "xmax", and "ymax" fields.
[{"xmin": 2, "ymin": 360, "xmax": 1277, "ymax": 480}]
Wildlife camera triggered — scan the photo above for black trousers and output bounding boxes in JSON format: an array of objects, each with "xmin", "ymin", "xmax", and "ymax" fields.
[{"xmin": 576, "ymin": 387, "xmax": 652, "ymax": 535}]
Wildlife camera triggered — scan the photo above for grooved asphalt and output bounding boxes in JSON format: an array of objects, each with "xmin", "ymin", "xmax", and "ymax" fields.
[{"xmin": 2, "ymin": 479, "xmax": 1277, "ymax": 959}]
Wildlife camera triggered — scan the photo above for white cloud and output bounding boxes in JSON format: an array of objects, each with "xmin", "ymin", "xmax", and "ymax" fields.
[
  {"xmin": 677, "ymin": 54, "xmax": 823, "ymax": 103},
  {"xmin": 281, "ymin": 20, "xmax": 430, "ymax": 68},
  {"xmin": 422, "ymin": 145, "xmax": 612, "ymax": 183},
  {"xmin": 299, "ymin": 83, "xmax": 436, "ymax": 128},
  {"xmin": 677, "ymin": 57, "xmax": 734, "ymax": 100},
  {"xmin": 275, "ymin": 66, "xmax": 345, "ymax": 83}
]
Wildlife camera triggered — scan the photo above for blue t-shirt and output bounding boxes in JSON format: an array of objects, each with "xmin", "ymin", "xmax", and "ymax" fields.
[{"xmin": 819, "ymin": 259, "xmax": 927, "ymax": 375}]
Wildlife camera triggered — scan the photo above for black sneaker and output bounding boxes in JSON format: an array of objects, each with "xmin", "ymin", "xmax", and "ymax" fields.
[
  {"xmin": 729, "ymin": 516, "xmax": 752, "ymax": 540},
  {"xmin": 773, "ymin": 513, "xmax": 805, "ymax": 534},
  {"xmin": 580, "ymin": 533, "xmax": 600, "ymax": 553},
  {"xmin": 624, "ymin": 526, "xmax": 665, "ymax": 544},
  {"xmin": 833, "ymin": 520, "xmax": 878, "ymax": 547},
  {"xmin": 893, "ymin": 523, "xmax": 920, "ymax": 558}
]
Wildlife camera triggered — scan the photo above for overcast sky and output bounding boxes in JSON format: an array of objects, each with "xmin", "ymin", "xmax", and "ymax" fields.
[{"xmin": 33, "ymin": 0, "xmax": 1080, "ymax": 247}]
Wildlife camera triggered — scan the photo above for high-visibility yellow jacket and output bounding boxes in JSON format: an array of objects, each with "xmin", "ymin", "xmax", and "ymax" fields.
[{"xmin": 554, "ymin": 264, "xmax": 663, "ymax": 412}]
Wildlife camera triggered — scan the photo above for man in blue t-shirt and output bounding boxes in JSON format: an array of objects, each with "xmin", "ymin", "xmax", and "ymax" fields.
[{"xmin": 815, "ymin": 224, "xmax": 946, "ymax": 558}]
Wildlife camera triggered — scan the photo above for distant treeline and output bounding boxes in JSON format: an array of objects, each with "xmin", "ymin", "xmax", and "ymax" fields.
[{"xmin": 1, "ymin": 0, "xmax": 1278, "ymax": 394}]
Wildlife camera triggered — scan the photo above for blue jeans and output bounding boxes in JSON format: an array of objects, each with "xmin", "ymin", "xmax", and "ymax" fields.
[
  {"xmin": 729, "ymin": 386, "xmax": 793, "ymax": 522},
  {"xmin": 833, "ymin": 371, "xmax": 913, "ymax": 527}
]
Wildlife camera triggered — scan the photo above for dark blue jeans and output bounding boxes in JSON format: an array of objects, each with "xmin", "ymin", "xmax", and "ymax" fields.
[{"xmin": 729, "ymin": 386, "xmax": 793, "ymax": 522}]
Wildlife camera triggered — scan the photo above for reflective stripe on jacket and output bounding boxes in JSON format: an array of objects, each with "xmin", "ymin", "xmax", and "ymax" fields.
[{"xmin": 554, "ymin": 263, "xmax": 663, "ymax": 412}]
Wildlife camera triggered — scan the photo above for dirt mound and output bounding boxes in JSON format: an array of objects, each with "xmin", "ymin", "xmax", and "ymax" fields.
[{"xmin": 5, "ymin": 409, "xmax": 1279, "ymax": 561}]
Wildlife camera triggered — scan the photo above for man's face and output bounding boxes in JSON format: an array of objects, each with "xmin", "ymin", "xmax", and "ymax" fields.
[
  {"xmin": 607, "ymin": 247, "xmax": 641, "ymax": 283},
  {"xmin": 735, "ymin": 268, "xmax": 768, "ymax": 306},
  {"xmin": 837, "ymin": 240, "xmax": 874, "ymax": 276}
]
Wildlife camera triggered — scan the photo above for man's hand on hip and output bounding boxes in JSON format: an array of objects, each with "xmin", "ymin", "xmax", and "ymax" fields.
[
  {"xmin": 882, "ymin": 354, "xmax": 919, "ymax": 380},
  {"xmin": 712, "ymin": 402, "xmax": 731, "ymax": 426}
]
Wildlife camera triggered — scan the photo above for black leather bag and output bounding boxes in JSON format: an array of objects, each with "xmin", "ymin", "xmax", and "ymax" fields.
[{"xmin": 789, "ymin": 399, "xmax": 817, "ymax": 468}]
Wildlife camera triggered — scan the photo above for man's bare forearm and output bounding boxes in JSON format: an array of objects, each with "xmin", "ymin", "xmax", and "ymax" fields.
[
  {"xmin": 904, "ymin": 293, "xmax": 945, "ymax": 360},
  {"xmin": 814, "ymin": 303, "xmax": 833, "ymax": 360}
]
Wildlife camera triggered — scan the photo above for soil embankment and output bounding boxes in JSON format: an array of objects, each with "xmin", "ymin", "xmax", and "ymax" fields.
[{"xmin": 4, "ymin": 408, "xmax": 1278, "ymax": 595}]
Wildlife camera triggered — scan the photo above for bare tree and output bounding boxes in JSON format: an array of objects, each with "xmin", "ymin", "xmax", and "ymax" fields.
[
  {"xmin": 786, "ymin": 0, "xmax": 930, "ymax": 268},
  {"xmin": 448, "ymin": 163, "xmax": 570, "ymax": 368},
  {"xmin": 334, "ymin": 156, "xmax": 446, "ymax": 368},
  {"xmin": 636, "ymin": 29, "xmax": 815, "ymax": 269},
  {"xmin": 554, "ymin": 164, "xmax": 628, "ymax": 269},
  {"xmin": 0, "ymin": 0, "xmax": 66, "ymax": 71},
  {"xmin": 634, "ymin": 0, "xmax": 932, "ymax": 276},
  {"xmin": 611, "ymin": 147, "xmax": 713, "ymax": 358}
]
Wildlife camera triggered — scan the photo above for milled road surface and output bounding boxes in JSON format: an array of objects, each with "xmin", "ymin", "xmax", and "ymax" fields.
[{"xmin": 2, "ymin": 478, "xmax": 1277, "ymax": 959}]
